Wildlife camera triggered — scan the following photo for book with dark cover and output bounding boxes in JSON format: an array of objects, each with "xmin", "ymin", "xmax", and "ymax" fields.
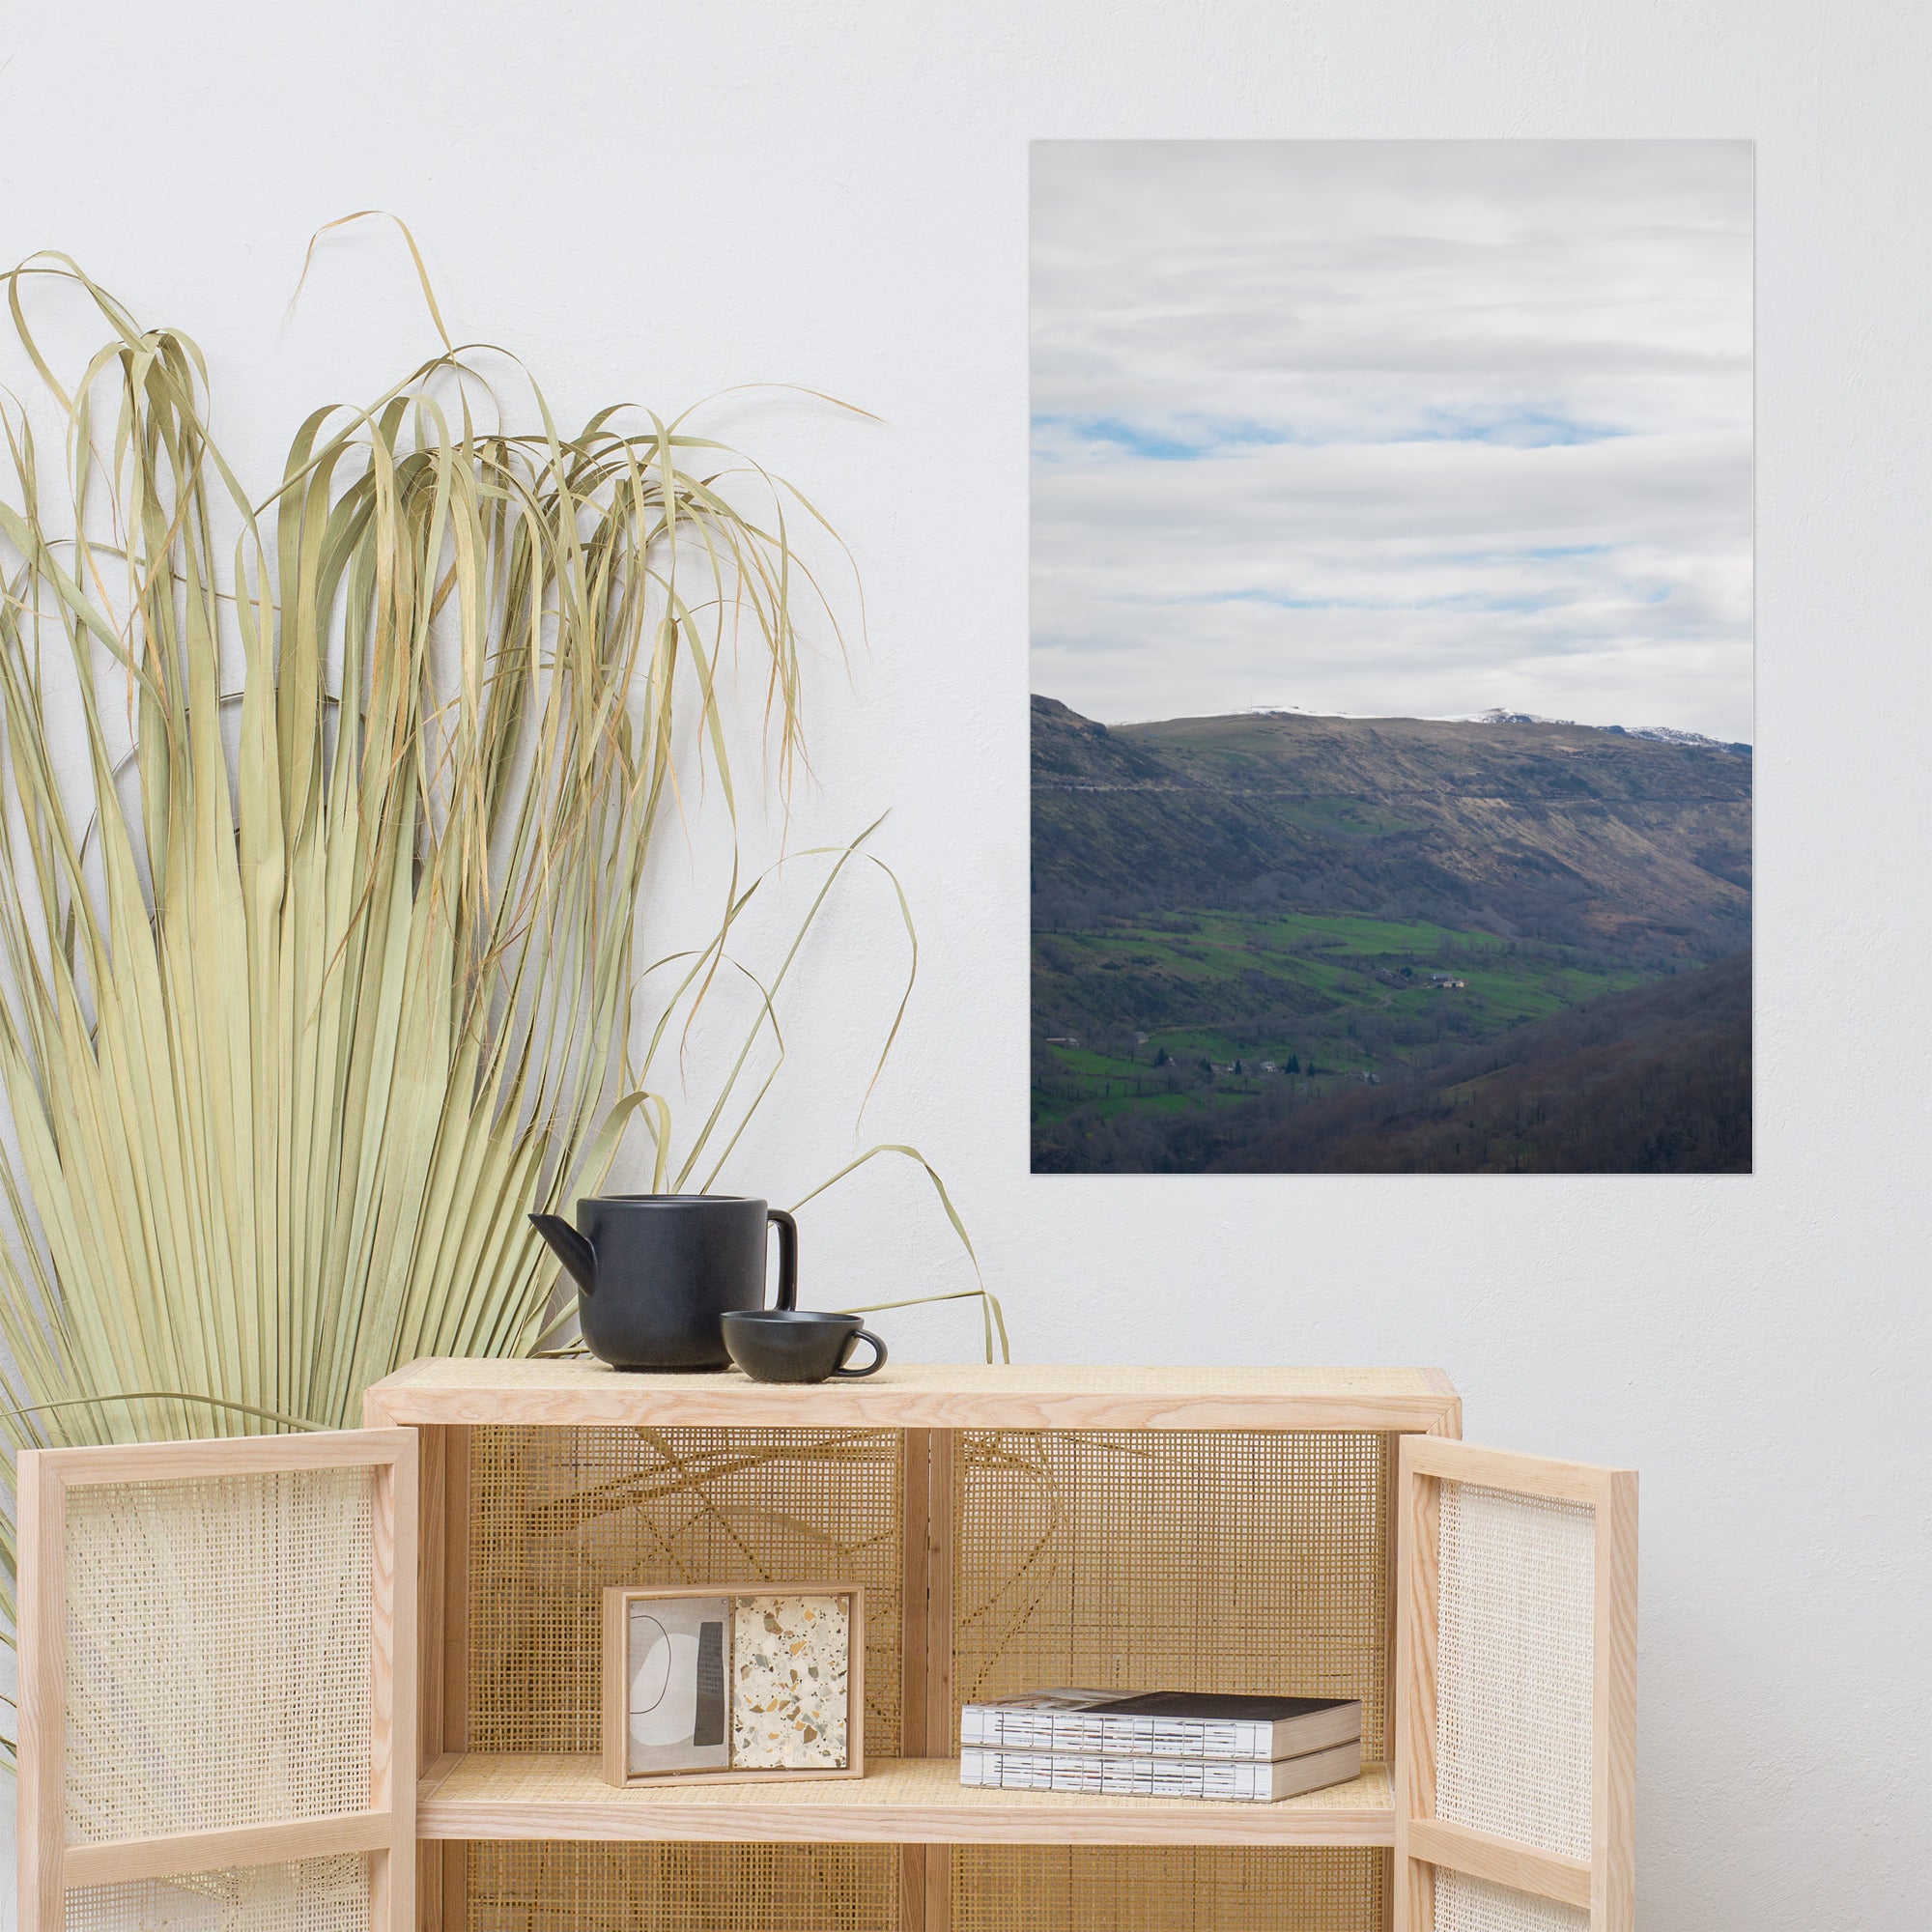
[{"xmin": 958, "ymin": 1688, "xmax": 1361, "ymax": 1762}]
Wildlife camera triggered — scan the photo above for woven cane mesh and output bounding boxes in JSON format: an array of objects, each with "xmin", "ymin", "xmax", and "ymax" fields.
[
  {"xmin": 953, "ymin": 1431, "xmax": 1392, "ymax": 1758},
  {"xmin": 63, "ymin": 1469, "xmax": 375, "ymax": 1842},
  {"xmin": 1435, "ymin": 1480, "xmax": 1595, "ymax": 1861},
  {"xmin": 468, "ymin": 1426, "xmax": 902, "ymax": 1756},
  {"xmin": 63, "ymin": 1856, "xmax": 370, "ymax": 1932},
  {"xmin": 466, "ymin": 1841, "xmax": 897, "ymax": 1932},
  {"xmin": 1434, "ymin": 1870, "xmax": 1590, "ymax": 1932},
  {"xmin": 952, "ymin": 1847, "xmax": 1387, "ymax": 1931}
]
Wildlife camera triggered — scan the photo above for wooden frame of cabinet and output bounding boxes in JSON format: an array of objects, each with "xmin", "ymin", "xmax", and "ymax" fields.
[
  {"xmin": 18, "ymin": 1360, "xmax": 1635, "ymax": 1932},
  {"xmin": 363, "ymin": 1360, "xmax": 1463, "ymax": 1932}
]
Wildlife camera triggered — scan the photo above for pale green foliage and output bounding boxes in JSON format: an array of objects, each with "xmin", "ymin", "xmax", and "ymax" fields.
[{"xmin": 0, "ymin": 245, "xmax": 999, "ymax": 1759}]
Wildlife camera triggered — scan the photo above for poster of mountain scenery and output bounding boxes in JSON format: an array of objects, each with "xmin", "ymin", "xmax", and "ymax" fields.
[{"xmin": 1031, "ymin": 141, "xmax": 1752, "ymax": 1175}]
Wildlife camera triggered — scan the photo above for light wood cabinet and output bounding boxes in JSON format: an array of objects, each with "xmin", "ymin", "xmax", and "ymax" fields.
[{"xmin": 17, "ymin": 1361, "xmax": 1634, "ymax": 1932}]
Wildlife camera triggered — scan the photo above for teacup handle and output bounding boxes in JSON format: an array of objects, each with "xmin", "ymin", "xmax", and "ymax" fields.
[{"xmin": 832, "ymin": 1328, "xmax": 888, "ymax": 1378}]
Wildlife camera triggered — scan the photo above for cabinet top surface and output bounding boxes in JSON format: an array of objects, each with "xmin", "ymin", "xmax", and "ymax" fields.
[{"xmin": 364, "ymin": 1357, "xmax": 1460, "ymax": 1431}]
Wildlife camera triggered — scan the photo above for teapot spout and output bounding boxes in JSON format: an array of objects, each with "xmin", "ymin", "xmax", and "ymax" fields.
[{"xmin": 529, "ymin": 1212, "xmax": 598, "ymax": 1295}]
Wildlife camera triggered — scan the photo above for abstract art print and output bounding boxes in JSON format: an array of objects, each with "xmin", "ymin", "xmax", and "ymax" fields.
[
  {"xmin": 1031, "ymin": 140, "xmax": 1751, "ymax": 1174},
  {"xmin": 623, "ymin": 1593, "xmax": 732, "ymax": 1776}
]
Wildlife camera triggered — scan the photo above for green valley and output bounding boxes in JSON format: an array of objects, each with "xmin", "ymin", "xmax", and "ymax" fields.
[
  {"xmin": 1031, "ymin": 696, "xmax": 1751, "ymax": 1172},
  {"xmin": 1033, "ymin": 909, "xmax": 1649, "ymax": 1128}
]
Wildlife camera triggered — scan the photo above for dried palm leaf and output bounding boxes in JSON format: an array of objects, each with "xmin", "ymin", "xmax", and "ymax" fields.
[{"xmin": 0, "ymin": 241, "xmax": 999, "ymax": 1765}]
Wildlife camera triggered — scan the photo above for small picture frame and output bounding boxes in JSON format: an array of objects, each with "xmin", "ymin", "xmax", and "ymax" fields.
[{"xmin": 601, "ymin": 1583, "xmax": 866, "ymax": 1787}]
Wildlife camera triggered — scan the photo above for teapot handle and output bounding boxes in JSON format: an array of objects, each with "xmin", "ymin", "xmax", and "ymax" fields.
[{"xmin": 767, "ymin": 1208, "xmax": 798, "ymax": 1311}]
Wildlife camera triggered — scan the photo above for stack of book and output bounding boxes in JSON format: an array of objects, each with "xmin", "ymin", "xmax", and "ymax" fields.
[{"xmin": 958, "ymin": 1688, "xmax": 1362, "ymax": 1804}]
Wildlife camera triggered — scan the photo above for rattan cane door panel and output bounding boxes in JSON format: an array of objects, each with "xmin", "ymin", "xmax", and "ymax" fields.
[
  {"xmin": 1432, "ymin": 1870, "xmax": 1590, "ymax": 1932},
  {"xmin": 952, "ymin": 1430, "xmax": 1394, "ymax": 1760},
  {"xmin": 952, "ymin": 1846, "xmax": 1388, "ymax": 1932},
  {"xmin": 467, "ymin": 1841, "xmax": 899, "ymax": 1932},
  {"xmin": 1435, "ymin": 1484, "xmax": 1595, "ymax": 1861},
  {"xmin": 63, "ymin": 1467, "xmax": 377, "ymax": 1842},
  {"xmin": 1394, "ymin": 1440, "xmax": 1636, "ymax": 1932},
  {"xmin": 63, "ymin": 1856, "xmax": 374, "ymax": 1932},
  {"xmin": 15, "ymin": 1432, "xmax": 415, "ymax": 1932},
  {"xmin": 466, "ymin": 1427, "xmax": 904, "ymax": 1758}
]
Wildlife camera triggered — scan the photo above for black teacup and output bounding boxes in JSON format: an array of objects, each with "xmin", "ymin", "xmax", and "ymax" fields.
[{"xmin": 721, "ymin": 1310, "xmax": 888, "ymax": 1383}]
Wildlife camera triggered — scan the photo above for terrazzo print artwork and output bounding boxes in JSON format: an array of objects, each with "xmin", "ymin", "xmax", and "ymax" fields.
[{"xmin": 730, "ymin": 1594, "xmax": 851, "ymax": 1770}]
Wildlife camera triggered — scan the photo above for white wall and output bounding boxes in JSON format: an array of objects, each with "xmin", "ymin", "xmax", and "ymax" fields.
[{"xmin": 4, "ymin": 2, "xmax": 1928, "ymax": 1925}]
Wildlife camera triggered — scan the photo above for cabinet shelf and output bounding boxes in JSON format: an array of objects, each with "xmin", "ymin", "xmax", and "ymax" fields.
[
  {"xmin": 415, "ymin": 1752, "xmax": 1396, "ymax": 1848},
  {"xmin": 367, "ymin": 1356, "xmax": 1463, "ymax": 1434}
]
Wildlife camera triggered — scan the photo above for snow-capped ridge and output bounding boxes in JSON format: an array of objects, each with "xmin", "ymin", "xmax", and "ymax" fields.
[{"xmin": 1230, "ymin": 701, "xmax": 1750, "ymax": 753}]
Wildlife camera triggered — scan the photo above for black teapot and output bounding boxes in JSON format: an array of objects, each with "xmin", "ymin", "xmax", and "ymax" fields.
[{"xmin": 529, "ymin": 1194, "xmax": 798, "ymax": 1371}]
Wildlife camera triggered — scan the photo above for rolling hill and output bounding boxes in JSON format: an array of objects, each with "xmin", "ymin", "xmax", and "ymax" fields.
[
  {"xmin": 1031, "ymin": 696, "xmax": 1752, "ymax": 1173},
  {"xmin": 1034, "ymin": 696, "xmax": 1750, "ymax": 964}
]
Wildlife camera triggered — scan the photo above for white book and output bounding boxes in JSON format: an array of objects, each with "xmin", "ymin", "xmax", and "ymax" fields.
[
  {"xmin": 959, "ymin": 1688, "xmax": 1361, "ymax": 1762},
  {"xmin": 958, "ymin": 1737, "xmax": 1363, "ymax": 1804}
]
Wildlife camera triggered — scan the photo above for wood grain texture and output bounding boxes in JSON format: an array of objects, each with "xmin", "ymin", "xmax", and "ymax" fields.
[
  {"xmin": 899, "ymin": 1431, "xmax": 954, "ymax": 1932},
  {"xmin": 372, "ymin": 1438, "xmax": 418, "ymax": 1932},
  {"xmin": 1378, "ymin": 1428, "xmax": 1404, "ymax": 1889},
  {"xmin": 362, "ymin": 1358, "xmax": 1462, "ymax": 1433},
  {"xmin": 1392, "ymin": 1435, "xmax": 1441, "ymax": 1932},
  {"xmin": 1594, "ymin": 1469, "xmax": 1640, "ymax": 1932},
  {"xmin": 899, "ymin": 1843, "xmax": 928, "ymax": 1932},
  {"xmin": 438, "ymin": 1426, "xmax": 469, "ymax": 1932},
  {"xmin": 925, "ymin": 1839, "xmax": 952, "ymax": 1932},
  {"xmin": 925, "ymin": 1430, "xmax": 955, "ymax": 1760},
  {"xmin": 61, "ymin": 1810, "xmax": 391, "ymax": 1887},
  {"xmin": 375, "ymin": 1434, "xmax": 424, "ymax": 1932},
  {"xmin": 15, "ymin": 1453, "xmax": 65, "ymax": 1932},
  {"xmin": 848, "ymin": 1587, "xmax": 868, "ymax": 1780},
  {"xmin": 900, "ymin": 1431, "xmax": 932, "ymax": 1759},
  {"xmin": 602, "ymin": 1585, "xmax": 629, "ymax": 1787},
  {"xmin": 39, "ymin": 1429, "xmax": 412, "ymax": 1484},
  {"xmin": 1406, "ymin": 1817, "xmax": 1593, "ymax": 1910},
  {"xmin": 410, "ymin": 1421, "xmax": 447, "ymax": 1777},
  {"xmin": 440, "ymin": 1426, "xmax": 470, "ymax": 1753},
  {"xmin": 1402, "ymin": 1436, "xmax": 1623, "ymax": 1507},
  {"xmin": 415, "ymin": 1752, "xmax": 1395, "ymax": 1847},
  {"xmin": 383, "ymin": 1415, "xmax": 466, "ymax": 1932},
  {"xmin": 409, "ymin": 1752, "xmax": 468, "ymax": 1932},
  {"xmin": 1384, "ymin": 1406, "xmax": 1459, "ymax": 1932},
  {"xmin": 372, "ymin": 1459, "xmax": 413, "ymax": 1791},
  {"xmin": 923, "ymin": 1432, "xmax": 955, "ymax": 1932},
  {"xmin": 382, "ymin": 1419, "xmax": 470, "ymax": 1775},
  {"xmin": 416, "ymin": 1841, "xmax": 466, "ymax": 1932}
]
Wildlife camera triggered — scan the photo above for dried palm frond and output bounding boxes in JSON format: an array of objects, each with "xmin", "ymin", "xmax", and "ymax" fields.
[{"xmin": 0, "ymin": 242, "xmax": 999, "ymax": 1765}]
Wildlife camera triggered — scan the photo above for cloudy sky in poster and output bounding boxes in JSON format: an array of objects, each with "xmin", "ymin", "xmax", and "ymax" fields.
[{"xmin": 1032, "ymin": 141, "xmax": 1753, "ymax": 739}]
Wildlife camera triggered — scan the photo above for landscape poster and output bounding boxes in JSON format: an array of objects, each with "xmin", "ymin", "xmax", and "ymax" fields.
[{"xmin": 1031, "ymin": 141, "xmax": 1752, "ymax": 1174}]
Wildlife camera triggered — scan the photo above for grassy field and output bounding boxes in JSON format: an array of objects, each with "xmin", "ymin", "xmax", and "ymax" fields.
[{"xmin": 1032, "ymin": 909, "xmax": 1651, "ymax": 1128}]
